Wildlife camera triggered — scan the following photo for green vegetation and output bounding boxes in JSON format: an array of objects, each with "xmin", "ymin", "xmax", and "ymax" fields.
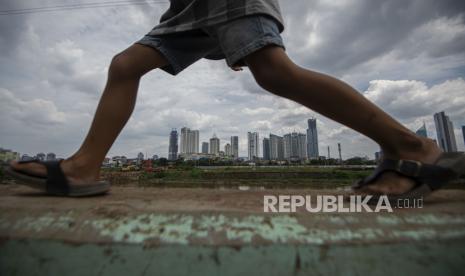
[
  {"xmin": 134, "ymin": 166, "xmax": 373, "ymax": 189},
  {"xmin": 0, "ymin": 166, "xmax": 4, "ymax": 184}
]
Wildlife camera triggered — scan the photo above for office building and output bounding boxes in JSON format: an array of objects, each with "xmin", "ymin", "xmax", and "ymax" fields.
[
  {"xmin": 306, "ymin": 118, "xmax": 319, "ymax": 159},
  {"xmin": 210, "ymin": 134, "xmax": 220, "ymax": 155},
  {"xmin": 201, "ymin": 142, "xmax": 209, "ymax": 154},
  {"xmin": 231, "ymin": 136, "xmax": 239, "ymax": 158},
  {"xmin": 434, "ymin": 111, "xmax": 457, "ymax": 152},
  {"xmin": 284, "ymin": 132, "xmax": 307, "ymax": 160},
  {"xmin": 248, "ymin": 132, "xmax": 259, "ymax": 160},
  {"xmin": 462, "ymin": 126, "xmax": 465, "ymax": 147},
  {"xmin": 168, "ymin": 129, "xmax": 178, "ymax": 160},
  {"xmin": 180, "ymin": 127, "xmax": 199, "ymax": 154},
  {"xmin": 225, "ymin": 143, "xmax": 232, "ymax": 156},
  {"xmin": 374, "ymin": 151, "xmax": 383, "ymax": 163},
  {"xmin": 270, "ymin": 134, "xmax": 284, "ymax": 161},
  {"xmin": 263, "ymin": 138, "xmax": 270, "ymax": 160}
]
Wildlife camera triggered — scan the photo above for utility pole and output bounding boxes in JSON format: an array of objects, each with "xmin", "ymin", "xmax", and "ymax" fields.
[{"xmin": 338, "ymin": 143, "xmax": 342, "ymax": 164}]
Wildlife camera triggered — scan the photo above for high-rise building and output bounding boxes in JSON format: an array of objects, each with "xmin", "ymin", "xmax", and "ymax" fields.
[
  {"xmin": 306, "ymin": 118, "xmax": 319, "ymax": 159},
  {"xmin": 180, "ymin": 127, "xmax": 199, "ymax": 154},
  {"xmin": 462, "ymin": 126, "xmax": 465, "ymax": 147},
  {"xmin": 374, "ymin": 151, "xmax": 383, "ymax": 163},
  {"xmin": 247, "ymin": 132, "xmax": 259, "ymax": 160},
  {"xmin": 180, "ymin": 127, "xmax": 188, "ymax": 153},
  {"xmin": 225, "ymin": 143, "xmax": 232, "ymax": 156},
  {"xmin": 298, "ymin": 133, "xmax": 307, "ymax": 159},
  {"xmin": 168, "ymin": 129, "xmax": 178, "ymax": 160},
  {"xmin": 415, "ymin": 122, "xmax": 428, "ymax": 138},
  {"xmin": 284, "ymin": 132, "xmax": 307, "ymax": 160},
  {"xmin": 137, "ymin": 152, "xmax": 144, "ymax": 161},
  {"xmin": 284, "ymin": 133, "xmax": 294, "ymax": 159},
  {"xmin": 231, "ymin": 136, "xmax": 239, "ymax": 158},
  {"xmin": 201, "ymin": 142, "xmax": 209, "ymax": 154},
  {"xmin": 434, "ymin": 111, "xmax": 457, "ymax": 152},
  {"xmin": 210, "ymin": 134, "xmax": 220, "ymax": 155},
  {"xmin": 263, "ymin": 138, "xmax": 270, "ymax": 160},
  {"xmin": 270, "ymin": 134, "xmax": 284, "ymax": 160}
]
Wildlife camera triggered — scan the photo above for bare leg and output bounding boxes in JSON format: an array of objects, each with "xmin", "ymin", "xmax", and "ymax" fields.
[
  {"xmin": 11, "ymin": 44, "xmax": 168, "ymax": 184},
  {"xmin": 244, "ymin": 46, "xmax": 442, "ymax": 195}
]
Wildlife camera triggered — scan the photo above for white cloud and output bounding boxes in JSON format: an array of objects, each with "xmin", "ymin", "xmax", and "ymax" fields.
[
  {"xmin": 1, "ymin": 0, "xmax": 464, "ymax": 159},
  {"xmin": 364, "ymin": 78, "xmax": 465, "ymax": 122},
  {"xmin": 0, "ymin": 88, "xmax": 66, "ymax": 127}
]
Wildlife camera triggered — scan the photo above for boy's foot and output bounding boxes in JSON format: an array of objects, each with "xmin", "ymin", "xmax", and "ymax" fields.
[
  {"xmin": 354, "ymin": 137, "xmax": 443, "ymax": 195},
  {"xmin": 9, "ymin": 157, "xmax": 100, "ymax": 186}
]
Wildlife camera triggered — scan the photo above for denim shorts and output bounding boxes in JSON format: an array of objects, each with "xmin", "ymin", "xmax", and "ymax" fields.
[{"xmin": 135, "ymin": 15, "xmax": 285, "ymax": 75}]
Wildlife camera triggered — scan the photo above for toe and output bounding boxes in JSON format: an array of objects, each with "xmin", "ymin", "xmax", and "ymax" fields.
[{"xmin": 9, "ymin": 161, "xmax": 47, "ymax": 177}]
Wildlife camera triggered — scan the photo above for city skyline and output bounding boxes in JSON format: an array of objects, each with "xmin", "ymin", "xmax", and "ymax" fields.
[
  {"xmin": 1, "ymin": 1, "xmax": 464, "ymax": 160},
  {"xmin": 6, "ymin": 109, "xmax": 465, "ymax": 162}
]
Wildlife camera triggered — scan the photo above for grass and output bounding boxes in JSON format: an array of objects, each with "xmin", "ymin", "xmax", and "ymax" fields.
[{"xmin": 133, "ymin": 166, "xmax": 372, "ymax": 189}]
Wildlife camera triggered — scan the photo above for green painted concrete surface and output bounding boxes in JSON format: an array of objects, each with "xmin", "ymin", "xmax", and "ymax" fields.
[
  {"xmin": 1, "ymin": 186, "xmax": 465, "ymax": 275},
  {"xmin": 2, "ymin": 240, "xmax": 465, "ymax": 276}
]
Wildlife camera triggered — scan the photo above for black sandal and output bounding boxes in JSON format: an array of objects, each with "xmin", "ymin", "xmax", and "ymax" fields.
[
  {"xmin": 5, "ymin": 159, "xmax": 110, "ymax": 197},
  {"xmin": 352, "ymin": 152, "xmax": 465, "ymax": 205}
]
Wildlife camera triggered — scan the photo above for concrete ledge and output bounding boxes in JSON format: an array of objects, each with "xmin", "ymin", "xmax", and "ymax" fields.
[{"xmin": 1, "ymin": 185, "xmax": 465, "ymax": 275}]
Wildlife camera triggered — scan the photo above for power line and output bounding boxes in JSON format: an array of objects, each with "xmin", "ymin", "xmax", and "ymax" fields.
[{"xmin": 0, "ymin": 1, "xmax": 169, "ymax": 16}]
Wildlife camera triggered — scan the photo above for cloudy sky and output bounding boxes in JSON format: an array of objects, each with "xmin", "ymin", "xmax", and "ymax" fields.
[{"xmin": 1, "ymin": 0, "xmax": 464, "ymax": 159}]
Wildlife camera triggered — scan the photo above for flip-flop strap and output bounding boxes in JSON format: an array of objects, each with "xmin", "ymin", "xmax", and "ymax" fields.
[
  {"xmin": 14, "ymin": 159, "xmax": 46, "ymax": 178},
  {"xmin": 355, "ymin": 159, "xmax": 456, "ymax": 191},
  {"xmin": 18, "ymin": 159, "xmax": 40, "ymax": 164},
  {"xmin": 42, "ymin": 160, "xmax": 70, "ymax": 195}
]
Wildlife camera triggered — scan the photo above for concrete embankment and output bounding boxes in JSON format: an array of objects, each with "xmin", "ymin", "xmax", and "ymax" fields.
[{"xmin": 1, "ymin": 185, "xmax": 465, "ymax": 275}]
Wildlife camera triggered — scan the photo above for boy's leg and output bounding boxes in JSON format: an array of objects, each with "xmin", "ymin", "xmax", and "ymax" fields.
[
  {"xmin": 244, "ymin": 46, "xmax": 442, "ymax": 195},
  {"xmin": 10, "ymin": 44, "xmax": 168, "ymax": 184}
]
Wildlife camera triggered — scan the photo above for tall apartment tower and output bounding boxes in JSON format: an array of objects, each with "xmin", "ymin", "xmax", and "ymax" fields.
[
  {"xmin": 306, "ymin": 118, "xmax": 319, "ymax": 159},
  {"xmin": 462, "ymin": 126, "xmax": 465, "ymax": 147},
  {"xmin": 209, "ymin": 134, "xmax": 220, "ymax": 155},
  {"xmin": 248, "ymin": 132, "xmax": 259, "ymax": 160},
  {"xmin": 168, "ymin": 129, "xmax": 178, "ymax": 160},
  {"xmin": 231, "ymin": 136, "xmax": 239, "ymax": 158},
  {"xmin": 298, "ymin": 133, "xmax": 307, "ymax": 159},
  {"xmin": 269, "ymin": 134, "xmax": 284, "ymax": 161},
  {"xmin": 284, "ymin": 132, "xmax": 307, "ymax": 160},
  {"xmin": 225, "ymin": 143, "xmax": 232, "ymax": 156},
  {"xmin": 263, "ymin": 138, "xmax": 270, "ymax": 160},
  {"xmin": 434, "ymin": 111, "xmax": 457, "ymax": 152},
  {"xmin": 201, "ymin": 142, "xmax": 209, "ymax": 154},
  {"xmin": 180, "ymin": 127, "xmax": 199, "ymax": 154}
]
